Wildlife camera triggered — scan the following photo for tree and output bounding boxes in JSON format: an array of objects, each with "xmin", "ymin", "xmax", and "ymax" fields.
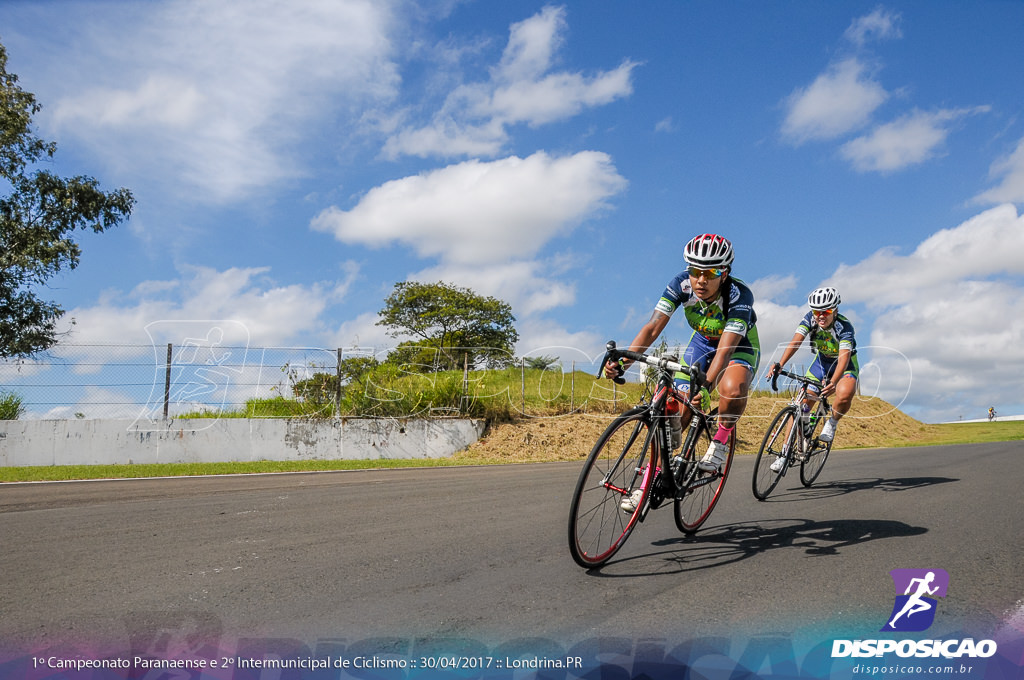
[
  {"xmin": 1, "ymin": 41, "xmax": 135, "ymax": 358},
  {"xmin": 377, "ymin": 281, "xmax": 518, "ymax": 370},
  {"xmin": 0, "ymin": 390, "xmax": 24, "ymax": 419},
  {"xmin": 524, "ymin": 355, "xmax": 560, "ymax": 370},
  {"xmin": 292, "ymin": 356, "xmax": 379, "ymax": 406}
]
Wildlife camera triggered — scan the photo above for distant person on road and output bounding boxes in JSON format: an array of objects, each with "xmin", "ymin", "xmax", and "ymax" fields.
[
  {"xmin": 988, "ymin": 407, "xmax": 997, "ymax": 422},
  {"xmin": 768, "ymin": 287, "xmax": 858, "ymax": 448},
  {"xmin": 604, "ymin": 233, "xmax": 760, "ymax": 501}
]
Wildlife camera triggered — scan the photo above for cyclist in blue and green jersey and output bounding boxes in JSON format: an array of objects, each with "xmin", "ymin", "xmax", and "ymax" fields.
[
  {"xmin": 768, "ymin": 286, "xmax": 858, "ymax": 446},
  {"xmin": 605, "ymin": 233, "xmax": 760, "ymax": 487}
]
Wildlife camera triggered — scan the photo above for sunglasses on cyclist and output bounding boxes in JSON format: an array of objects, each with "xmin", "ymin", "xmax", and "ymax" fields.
[
  {"xmin": 812, "ymin": 308, "xmax": 836, "ymax": 317},
  {"xmin": 688, "ymin": 266, "xmax": 724, "ymax": 280}
]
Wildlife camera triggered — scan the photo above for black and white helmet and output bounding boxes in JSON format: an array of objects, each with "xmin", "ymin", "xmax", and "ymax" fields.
[
  {"xmin": 683, "ymin": 233, "xmax": 734, "ymax": 268},
  {"xmin": 808, "ymin": 286, "xmax": 841, "ymax": 310}
]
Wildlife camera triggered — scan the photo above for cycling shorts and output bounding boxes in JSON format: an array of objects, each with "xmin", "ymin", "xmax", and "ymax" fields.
[
  {"xmin": 806, "ymin": 353, "xmax": 859, "ymax": 391},
  {"xmin": 672, "ymin": 329, "xmax": 760, "ymax": 394}
]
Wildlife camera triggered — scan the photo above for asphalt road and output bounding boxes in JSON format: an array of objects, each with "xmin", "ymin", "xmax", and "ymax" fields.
[{"xmin": 2, "ymin": 442, "xmax": 1021, "ymax": 662}]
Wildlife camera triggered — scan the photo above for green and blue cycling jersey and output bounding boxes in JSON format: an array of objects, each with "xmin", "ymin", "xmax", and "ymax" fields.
[
  {"xmin": 796, "ymin": 311, "xmax": 859, "ymax": 383},
  {"xmin": 654, "ymin": 272, "xmax": 760, "ymax": 375}
]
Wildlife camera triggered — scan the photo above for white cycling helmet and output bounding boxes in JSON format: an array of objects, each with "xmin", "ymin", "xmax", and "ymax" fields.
[
  {"xmin": 808, "ymin": 286, "xmax": 841, "ymax": 310},
  {"xmin": 683, "ymin": 233, "xmax": 734, "ymax": 268}
]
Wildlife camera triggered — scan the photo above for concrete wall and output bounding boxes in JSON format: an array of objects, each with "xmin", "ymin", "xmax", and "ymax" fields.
[{"xmin": 0, "ymin": 417, "xmax": 486, "ymax": 467}]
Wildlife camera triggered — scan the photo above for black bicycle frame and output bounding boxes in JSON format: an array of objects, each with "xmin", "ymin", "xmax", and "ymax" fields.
[{"xmin": 599, "ymin": 341, "xmax": 715, "ymax": 503}]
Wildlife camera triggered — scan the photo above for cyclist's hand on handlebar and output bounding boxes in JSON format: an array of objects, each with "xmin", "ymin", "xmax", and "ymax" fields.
[
  {"xmin": 767, "ymin": 362, "xmax": 781, "ymax": 380},
  {"xmin": 688, "ymin": 388, "xmax": 704, "ymax": 409},
  {"xmin": 603, "ymin": 358, "xmax": 626, "ymax": 380}
]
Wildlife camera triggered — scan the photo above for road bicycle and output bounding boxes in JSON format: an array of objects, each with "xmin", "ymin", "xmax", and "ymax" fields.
[
  {"xmin": 567, "ymin": 341, "xmax": 736, "ymax": 568},
  {"xmin": 751, "ymin": 367, "xmax": 833, "ymax": 500}
]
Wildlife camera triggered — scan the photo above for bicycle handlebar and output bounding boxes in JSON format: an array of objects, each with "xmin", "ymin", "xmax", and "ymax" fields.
[
  {"xmin": 599, "ymin": 340, "xmax": 705, "ymax": 391},
  {"xmin": 770, "ymin": 364, "xmax": 823, "ymax": 393}
]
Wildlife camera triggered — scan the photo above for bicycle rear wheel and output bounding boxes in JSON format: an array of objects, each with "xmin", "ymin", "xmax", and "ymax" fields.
[
  {"xmin": 800, "ymin": 430, "xmax": 833, "ymax": 487},
  {"xmin": 568, "ymin": 406, "xmax": 657, "ymax": 568},
  {"xmin": 674, "ymin": 408, "xmax": 735, "ymax": 534},
  {"xmin": 752, "ymin": 406, "xmax": 798, "ymax": 501}
]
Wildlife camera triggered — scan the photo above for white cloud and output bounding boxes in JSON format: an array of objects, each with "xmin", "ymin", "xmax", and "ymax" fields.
[
  {"xmin": 46, "ymin": 0, "xmax": 401, "ymax": 203},
  {"xmin": 311, "ymin": 150, "xmax": 626, "ymax": 264},
  {"xmin": 515, "ymin": 318, "xmax": 603, "ymax": 364},
  {"xmin": 840, "ymin": 107, "xmax": 990, "ymax": 173},
  {"xmin": 382, "ymin": 5, "xmax": 638, "ymax": 159},
  {"xmin": 973, "ymin": 136, "xmax": 1024, "ymax": 205},
  {"xmin": 826, "ymin": 205, "xmax": 1024, "ymax": 421},
  {"xmin": 749, "ymin": 273, "xmax": 799, "ymax": 302},
  {"xmin": 746, "ymin": 274, "xmax": 809, "ymax": 374},
  {"xmin": 412, "ymin": 259, "xmax": 578, "ymax": 317},
  {"xmin": 782, "ymin": 9, "xmax": 991, "ymax": 179},
  {"xmin": 61, "ymin": 263, "xmax": 358, "ymax": 347},
  {"xmin": 327, "ymin": 311, "xmax": 395, "ymax": 354},
  {"xmin": 782, "ymin": 8, "xmax": 903, "ymax": 145},
  {"xmin": 830, "ymin": 204, "xmax": 1024, "ymax": 305},
  {"xmin": 843, "ymin": 7, "xmax": 902, "ymax": 47},
  {"xmin": 781, "ymin": 58, "xmax": 888, "ymax": 143},
  {"xmin": 496, "ymin": 5, "xmax": 567, "ymax": 82}
]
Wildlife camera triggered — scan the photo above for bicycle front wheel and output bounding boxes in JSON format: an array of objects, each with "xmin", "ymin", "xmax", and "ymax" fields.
[
  {"xmin": 800, "ymin": 433, "xmax": 833, "ymax": 487},
  {"xmin": 568, "ymin": 407, "xmax": 657, "ymax": 568},
  {"xmin": 752, "ymin": 406, "xmax": 798, "ymax": 501},
  {"xmin": 674, "ymin": 408, "xmax": 735, "ymax": 534}
]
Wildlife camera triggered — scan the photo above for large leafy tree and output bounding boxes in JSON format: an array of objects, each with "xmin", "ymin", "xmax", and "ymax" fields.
[
  {"xmin": 377, "ymin": 281, "xmax": 518, "ymax": 370},
  {"xmin": 1, "ymin": 41, "xmax": 135, "ymax": 358}
]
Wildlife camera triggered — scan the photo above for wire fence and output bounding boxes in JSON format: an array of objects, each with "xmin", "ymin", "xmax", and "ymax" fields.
[{"xmin": 0, "ymin": 342, "xmax": 627, "ymax": 420}]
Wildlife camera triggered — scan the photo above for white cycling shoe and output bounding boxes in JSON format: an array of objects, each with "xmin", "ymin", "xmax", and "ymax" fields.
[
  {"xmin": 698, "ymin": 440, "xmax": 728, "ymax": 472},
  {"xmin": 620, "ymin": 488, "xmax": 644, "ymax": 513},
  {"xmin": 818, "ymin": 418, "xmax": 838, "ymax": 443},
  {"xmin": 770, "ymin": 456, "xmax": 787, "ymax": 473}
]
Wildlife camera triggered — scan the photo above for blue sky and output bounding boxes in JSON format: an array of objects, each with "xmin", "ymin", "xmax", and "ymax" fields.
[{"xmin": 1, "ymin": 0, "xmax": 1022, "ymax": 423}]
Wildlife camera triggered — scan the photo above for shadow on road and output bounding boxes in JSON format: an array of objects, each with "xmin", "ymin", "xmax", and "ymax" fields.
[
  {"xmin": 757, "ymin": 476, "xmax": 959, "ymax": 502},
  {"xmin": 588, "ymin": 517, "xmax": 928, "ymax": 577}
]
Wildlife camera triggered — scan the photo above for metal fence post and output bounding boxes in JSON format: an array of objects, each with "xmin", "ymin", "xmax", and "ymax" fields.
[
  {"xmin": 335, "ymin": 347, "xmax": 343, "ymax": 418},
  {"xmin": 163, "ymin": 343, "xmax": 172, "ymax": 419},
  {"xmin": 571, "ymin": 360, "xmax": 575, "ymax": 412},
  {"xmin": 521, "ymin": 357, "xmax": 526, "ymax": 416},
  {"xmin": 462, "ymin": 353, "xmax": 469, "ymax": 414}
]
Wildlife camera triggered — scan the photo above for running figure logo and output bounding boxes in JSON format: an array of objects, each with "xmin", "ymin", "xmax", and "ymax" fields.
[{"xmin": 882, "ymin": 569, "xmax": 950, "ymax": 632}]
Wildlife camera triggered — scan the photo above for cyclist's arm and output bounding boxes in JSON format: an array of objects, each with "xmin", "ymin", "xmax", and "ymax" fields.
[
  {"xmin": 603, "ymin": 311, "xmax": 669, "ymax": 377},
  {"xmin": 772, "ymin": 331, "xmax": 806, "ymax": 374}
]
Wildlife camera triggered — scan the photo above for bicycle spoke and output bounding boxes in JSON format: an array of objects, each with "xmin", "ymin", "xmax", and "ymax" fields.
[
  {"xmin": 674, "ymin": 408, "xmax": 734, "ymax": 534},
  {"xmin": 568, "ymin": 408, "xmax": 656, "ymax": 568},
  {"xmin": 800, "ymin": 432, "xmax": 833, "ymax": 487},
  {"xmin": 752, "ymin": 407, "xmax": 797, "ymax": 501}
]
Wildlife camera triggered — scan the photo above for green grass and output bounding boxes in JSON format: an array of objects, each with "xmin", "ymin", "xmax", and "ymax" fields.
[
  {"xmin": 181, "ymin": 367, "xmax": 648, "ymax": 421},
  {"xmin": 888, "ymin": 420, "xmax": 1024, "ymax": 447},
  {"xmin": 0, "ymin": 458, "xmax": 481, "ymax": 482}
]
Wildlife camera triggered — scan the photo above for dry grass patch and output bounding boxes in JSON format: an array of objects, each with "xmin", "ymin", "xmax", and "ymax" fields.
[{"xmin": 455, "ymin": 393, "xmax": 945, "ymax": 464}]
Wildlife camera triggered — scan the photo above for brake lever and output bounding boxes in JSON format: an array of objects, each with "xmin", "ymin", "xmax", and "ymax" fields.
[{"xmin": 598, "ymin": 340, "xmax": 626, "ymax": 384}]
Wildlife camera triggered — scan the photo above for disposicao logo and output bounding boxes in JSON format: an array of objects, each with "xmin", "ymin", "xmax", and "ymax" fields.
[
  {"xmin": 882, "ymin": 568, "xmax": 949, "ymax": 632},
  {"xmin": 831, "ymin": 568, "xmax": 998, "ymax": 660}
]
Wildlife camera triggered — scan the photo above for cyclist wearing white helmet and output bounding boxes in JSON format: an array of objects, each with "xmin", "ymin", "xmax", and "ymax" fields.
[
  {"xmin": 605, "ymin": 233, "xmax": 760, "ymax": 479},
  {"xmin": 768, "ymin": 286, "xmax": 858, "ymax": 446}
]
